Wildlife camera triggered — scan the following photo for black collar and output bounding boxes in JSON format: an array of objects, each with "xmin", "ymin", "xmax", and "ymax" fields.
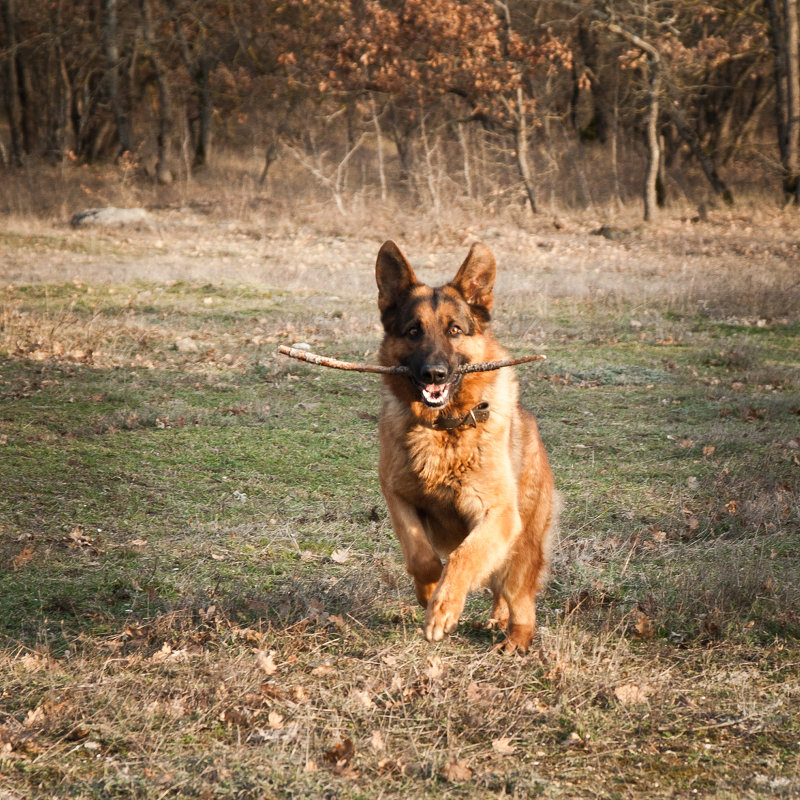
[{"xmin": 419, "ymin": 402, "xmax": 490, "ymax": 431}]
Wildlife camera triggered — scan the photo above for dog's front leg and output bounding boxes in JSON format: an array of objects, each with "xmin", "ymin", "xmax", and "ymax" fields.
[
  {"xmin": 383, "ymin": 491, "xmax": 443, "ymax": 607},
  {"xmin": 424, "ymin": 505, "xmax": 521, "ymax": 642}
]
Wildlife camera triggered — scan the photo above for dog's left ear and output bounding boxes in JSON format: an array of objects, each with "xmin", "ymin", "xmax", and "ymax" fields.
[{"xmin": 451, "ymin": 242, "xmax": 496, "ymax": 312}]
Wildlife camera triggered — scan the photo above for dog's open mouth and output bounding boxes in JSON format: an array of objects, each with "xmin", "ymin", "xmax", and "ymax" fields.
[{"xmin": 416, "ymin": 380, "xmax": 454, "ymax": 408}]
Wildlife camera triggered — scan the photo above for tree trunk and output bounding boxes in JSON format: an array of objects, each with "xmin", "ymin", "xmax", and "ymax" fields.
[
  {"xmin": 714, "ymin": 57, "xmax": 769, "ymax": 163},
  {"xmin": 103, "ymin": 0, "xmax": 133, "ymax": 156},
  {"xmin": 721, "ymin": 83, "xmax": 774, "ymax": 166},
  {"xmin": 165, "ymin": 0, "xmax": 213, "ymax": 167},
  {"xmin": 514, "ymin": 86, "xmax": 538, "ymax": 213},
  {"xmin": 45, "ymin": 0, "xmax": 72, "ymax": 160},
  {"xmin": 785, "ymin": 0, "xmax": 800, "ymax": 200},
  {"xmin": 140, "ymin": 0, "xmax": 172, "ymax": 182},
  {"xmin": 194, "ymin": 54, "xmax": 212, "ymax": 166},
  {"xmin": 643, "ymin": 55, "xmax": 661, "ymax": 221},
  {"xmin": 576, "ymin": 24, "xmax": 609, "ymax": 143},
  {"xmin": 669, "ymin": 105, "xmax": 734, "ymax": 205},
  {"xmin": 371, "ymin": 95, "xmax": 387, "ymax": 202},
  {"xmin": 388, "ymin": 104, "xmax": 413, "ymax": 187},
  {"xmin": 418, "ymin": 106, "xmax": 440, "ymax": 217},
  {"xmin": 495, "ymin": 1, "xmax": 538, "ymax": 212},
  {"xmin": 611, "ymin": 67, "xmax": 621, "ymax": 206},
  {"xmin": 57, "ymin": 36, "xmax": 73, "ymax": 157},
  {"xmin": 766, "ymin": 0, "xmax": 800, "ymax": 202},
  {"xmin": 258, "ymin": 141, "xmax": 278, "ymax": 186},
  {"xmin": 456, "ymin": 121, "xmax": 472, "ymax": 200},
  {"xmin": 16, "ymin": 36, "xmax": 37, "ymax": 155},
  {"xmin": 0, "ymin": 0, "xmax": 24, "ymax": 165}
]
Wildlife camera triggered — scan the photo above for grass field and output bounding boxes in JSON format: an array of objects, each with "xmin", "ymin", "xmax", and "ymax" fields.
[{"xmin": 1, "ymin": 204, "xmax": 799, "ymax": 799}]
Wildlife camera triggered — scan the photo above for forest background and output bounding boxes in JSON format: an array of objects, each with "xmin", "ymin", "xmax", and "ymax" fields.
[{"xmin": 2, "ymin": 0, "xmax": 800, "ymax": 220}]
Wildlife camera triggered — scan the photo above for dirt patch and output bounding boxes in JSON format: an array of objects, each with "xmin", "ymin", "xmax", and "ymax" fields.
[{"xmin": 2, "ymin": 207, "xmax": 799, "ymax": 320}]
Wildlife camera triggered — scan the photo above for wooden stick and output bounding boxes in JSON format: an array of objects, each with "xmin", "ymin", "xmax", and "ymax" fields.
[
  {"xmin": 278, "ymin": 346, "xmax": 408, "ymax": 374},
  {"xmin": 456, "ymin": 354, "xmax": 547, "ymax": 373},
  {"xmin": 278, "ymin": 345, "xmax": 546, "ymax": 375}
]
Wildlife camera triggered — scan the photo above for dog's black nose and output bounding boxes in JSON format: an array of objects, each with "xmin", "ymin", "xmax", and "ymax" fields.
[{"xmin": 421, "ymin": 363, "xmax": 448, "ymax": 384}]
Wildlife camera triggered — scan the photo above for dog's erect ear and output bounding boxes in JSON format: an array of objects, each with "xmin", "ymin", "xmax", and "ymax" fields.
[
  {"xmin": 376, "ymin": 240, "xmax": 418, "ymax": 314},
  {"xmin": 451, "ymin": 242, "xmax": 496, "ymax": 312}
]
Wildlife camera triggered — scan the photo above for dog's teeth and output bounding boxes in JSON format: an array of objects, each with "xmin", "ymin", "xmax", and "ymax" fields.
[{"xmin": 421, "ymin": 383, "xmax": 451, "ymax": 407}]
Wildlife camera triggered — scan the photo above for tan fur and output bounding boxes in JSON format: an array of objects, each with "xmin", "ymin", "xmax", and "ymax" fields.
[{"xmin": 376, "ymin": 240, "xmax": 558, "ymax": 652}]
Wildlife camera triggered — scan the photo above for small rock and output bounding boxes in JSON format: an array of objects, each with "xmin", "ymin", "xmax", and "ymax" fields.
[
  {"xmin": 592, "ymin": 224, "xmax": 630, "ymax": 241},
  {"xmin": 175, "ymin": 337, "xmax": 199, "ymax": 353},
  {"xmin": 70, "ymin": 207, "xmax": 154, "ymax": 229}
]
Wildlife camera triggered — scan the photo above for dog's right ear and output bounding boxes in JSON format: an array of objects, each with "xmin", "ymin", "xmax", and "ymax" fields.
[{"xmin": 376, "ymin": 240, "xmax": 418, "ymax": 314}]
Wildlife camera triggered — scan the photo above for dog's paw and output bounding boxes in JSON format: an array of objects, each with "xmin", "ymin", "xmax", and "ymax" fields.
[
  {"xmin": 414, "ymin": 578, "xmax": 439, "ymax": 609},
  {"xmin": 424, "ymin": 587, "xmax": 465, "ymax": 642},
  {"xmin": 501, "ymin": 624, "xmax": 535, "ymax": 654}
]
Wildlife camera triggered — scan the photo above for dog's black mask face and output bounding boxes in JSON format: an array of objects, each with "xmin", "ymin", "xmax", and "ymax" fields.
[{"xmin": 376, "ymin": 240, "xmax": 495, "ymax": 409}]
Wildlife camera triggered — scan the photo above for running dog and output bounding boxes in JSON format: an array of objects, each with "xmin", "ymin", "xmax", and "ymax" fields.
[{"xmin": 376, "ymin": 240, "xmax": 557, "ymax": 652}]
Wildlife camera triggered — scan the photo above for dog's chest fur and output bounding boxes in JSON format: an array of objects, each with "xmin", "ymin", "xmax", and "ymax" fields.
[
  {"xmin": 406, "ymin": 425, "xmax": 482, "ymax": 493},
  {"xmin": 382, "ymin": 368, "xmax": 516, "ymax": 502}
]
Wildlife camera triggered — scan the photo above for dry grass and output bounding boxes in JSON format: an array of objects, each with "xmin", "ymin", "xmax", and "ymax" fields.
[
  {"xmin": 2, "ymin": 603, "xmax": 797, "ymax": 798},
  {"xmin": 0, "ymin": 166, "xmax": 799, "ymax": 798}
]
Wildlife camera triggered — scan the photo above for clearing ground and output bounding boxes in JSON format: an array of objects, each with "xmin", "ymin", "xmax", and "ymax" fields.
[{"xmin": 0, "ymin": 204, "xmax": 798, "ymax": 799}]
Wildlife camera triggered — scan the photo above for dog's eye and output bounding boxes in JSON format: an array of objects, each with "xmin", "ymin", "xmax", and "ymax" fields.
[
  {"xmin": 406, "ymin": 326, "xmax": 421, "ymax": 339},
  {"xmin": 448, "ymin": 324, "xmax": 463, "ymax": 337}
]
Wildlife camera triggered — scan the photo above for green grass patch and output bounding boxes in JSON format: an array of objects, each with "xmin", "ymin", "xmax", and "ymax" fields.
[{"xmin": 0, "ymin": 277, "xmax": 798, "ymax": 799}]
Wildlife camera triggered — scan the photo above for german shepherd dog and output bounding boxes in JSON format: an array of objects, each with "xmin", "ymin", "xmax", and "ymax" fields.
[{"xmin": 376, "ymin": 240, "xmax": 557, "ymax": 652}]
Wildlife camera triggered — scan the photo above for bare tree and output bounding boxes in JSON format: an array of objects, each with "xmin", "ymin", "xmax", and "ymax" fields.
[
  {"xmin": 139, "ymin": 0, "xmax": 172, "ymax": 182},
  {"xmin": 766, "ymin": 0, "xmax": 800, "ymax": 203},
  {"xmin": 494, "ymin": 2, "xmax": 538, "ymax": 213},
  {"xmin": 597, "ymin": 18, "xmax": 664, "ymax": 220},
  {"xmin": 103, "ymin": 0, "xmax": 133, "ymax": 157},
  {"xmin": 165, "ymin": 0, "xmax": 214, "ymax": 167},
  {"xmin": 0, "ymin": 0, "xmax": 24, "ymax": 165}
]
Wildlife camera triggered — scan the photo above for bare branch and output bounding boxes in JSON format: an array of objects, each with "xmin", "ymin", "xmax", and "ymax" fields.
[
  {"xmin": 456, "ymin": 354, "xmax": 547, "ymax": 374},
  {"xmin": 278, "ymin": 346, "xmax": 546, "ymax": 375},
  {"xmin": 278, "ymin": 346, "xmax": 408, "ymax": 374}
]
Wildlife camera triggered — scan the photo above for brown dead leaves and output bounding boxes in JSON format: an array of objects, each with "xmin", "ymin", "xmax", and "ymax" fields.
[
  {"xmin": 11, "ymin": 545, "xmax": 35, "ymax": 571},
  {"xmin": 330, "ymin": 548, "xmax": 350, "ymax": 564},
  {"xmin": 322, "ymin": 737, "xmax": 358, "ymax": 778},
  {"xmin": 0, "ymin": 725, "xmax": 45, "ymax": 758},
  {"xmin": 254, "ymin": 649, "xmax": 278, "ymax": 676},
  {"xmin": 491, "ymin": 736, "xmax": 517, "ymax": 756},
  {"xmin": 0, "ymin": 690, "xmax": 78, "ymax": 759},
  {"xmin": 65, "ymin": 526, "xmax": 102, "ymax": 552},
  {"xmin": 149, "ymin": 643, "xmax": 194, "ymax": 664},
  {"xmin": 317, "ymin": 730, "xmax": 408, "ymax": 779},
  {"xmin": 10, "ymin": 526, "xmax": 102, "ymax": 572},
  {"xmin": 613, "ymin": 683, "xmax": 655, "ymax": 705},
  {"xmin": 633, "ymin": 611, "xmax": 656, "ymax": 640},
  {"xmin": 441, "ymin": 758, "xmax": 473, "ymax": 782}
]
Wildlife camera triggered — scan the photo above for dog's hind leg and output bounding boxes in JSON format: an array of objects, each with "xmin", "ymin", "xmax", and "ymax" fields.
[
  {"xmin": 503, "ymin": 591, "xmax": 537, "ymax": 653},
  {"xmin": 494, "ymin": 530, "xmax": 549, "ymax": 652}
]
